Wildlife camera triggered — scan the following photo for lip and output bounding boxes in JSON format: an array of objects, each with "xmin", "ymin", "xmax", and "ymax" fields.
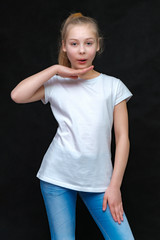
[{"xmin": 77, "ymin": 59, "xmax": 87, "ymax": 64}]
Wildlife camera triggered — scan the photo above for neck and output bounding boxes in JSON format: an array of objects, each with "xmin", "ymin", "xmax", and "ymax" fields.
[{"xmin": 79, "ymin": 69, "xmax": 100, "ymax": 80}]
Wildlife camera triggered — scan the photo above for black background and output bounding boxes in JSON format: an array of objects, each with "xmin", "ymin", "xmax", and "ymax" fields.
[{"xmin": 1, "ymin": 0, "xmax": 160, "ymax": 239}]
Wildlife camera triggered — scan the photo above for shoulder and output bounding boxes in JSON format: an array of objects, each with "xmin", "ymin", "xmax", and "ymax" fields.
[
  {"xmin": 101, "ymin": 73, "xmax": 119, "ymax": 81},
  {"xmin": 45, "ymin": 75, "xmax": 59, "ymax": 86},
  {"xmin": 101, "ymin": 73, "xmax": 131, "ymax": 88},
  {"xmin": 44, "ymin": 75, "xmax": 67, "ymax": 88},
  {"xmin": 100, "ymin": 73, "xmax": 122, "ymax": 88},
  {"xmin": 100, "ymin": 73, "xmax": 132, "ymax": 98}
]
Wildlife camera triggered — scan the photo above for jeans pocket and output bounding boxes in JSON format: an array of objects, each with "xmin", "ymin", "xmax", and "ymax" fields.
[{"xmin": 40, "ymin": 180, "xmax": 69, "ymax": 196}]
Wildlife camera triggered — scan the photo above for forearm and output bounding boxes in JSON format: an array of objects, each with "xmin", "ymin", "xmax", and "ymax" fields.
[
  {"xmin": 103, "ymin": 101, "xmax": 130, "ymax": 222},
  {"xmin": 11, "ymin": 65, "xmax": 58, "ymax": 103},
  {"xmin": 110, "ymin": 135, "xmax": 130, "ymax": 188},
  {"xmin": 11, "ymin": 64, "xmax": 94, "ymax": 103}
]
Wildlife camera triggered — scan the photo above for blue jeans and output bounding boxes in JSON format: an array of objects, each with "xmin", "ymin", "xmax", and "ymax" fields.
[{"xmin": 40, "ymin": 180, "xmax": 134, "ymax": 240}]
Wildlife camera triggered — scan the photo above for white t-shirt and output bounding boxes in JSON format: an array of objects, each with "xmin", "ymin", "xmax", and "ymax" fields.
[{"xmin": 37, "ymin": 73, "xmax": 132, "ymax": 192}]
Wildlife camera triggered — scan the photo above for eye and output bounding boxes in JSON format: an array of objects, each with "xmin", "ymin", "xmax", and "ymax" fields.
[
  {"xmin": 71, "ymin": 42, "xmax": 77, "ymax": 46},
  {"xmin": 86, "ymin": 42, "xmax": 93, "ymax": 46}
]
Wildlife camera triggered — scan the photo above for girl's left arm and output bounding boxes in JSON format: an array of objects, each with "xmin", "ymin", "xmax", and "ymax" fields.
[{"xmin": 102, "ymin": 100, "xmax": 130, "ymax": 224}]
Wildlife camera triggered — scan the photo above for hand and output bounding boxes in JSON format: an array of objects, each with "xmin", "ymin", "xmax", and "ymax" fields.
[
  {"xmin": 55, "ymin": 65, "xmax": 94, "ymax": 79},
  {"xmin": 102, "ymin": 186, "xmax": 124, "ymax": 224}
]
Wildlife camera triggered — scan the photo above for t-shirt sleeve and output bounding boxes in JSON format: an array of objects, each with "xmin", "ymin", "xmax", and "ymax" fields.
[
  {"xmin": 114, "ymin": 79, "xmax": 133, "ymax": 106},
  {"xmin": 41, "ymin": 75, "xmax": 57, "ymax": 104}
]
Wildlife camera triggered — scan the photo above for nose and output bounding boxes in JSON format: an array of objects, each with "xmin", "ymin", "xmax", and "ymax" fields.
[{"xmin": 79, "ymin": 44, "xmax": 85, "ymax": 54}]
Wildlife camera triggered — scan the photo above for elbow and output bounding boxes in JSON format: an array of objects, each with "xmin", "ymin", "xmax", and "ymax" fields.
[
  {"xmin": 116, "ymin": 134, "xmax": 130, "ymax": 147},
  {"xmin": 10, "ymin": 90, "xmax": 22, "ymax": 103},
  {"xmin": 127, "ymin": 137, "xmax": 130, "ymax": 150}
]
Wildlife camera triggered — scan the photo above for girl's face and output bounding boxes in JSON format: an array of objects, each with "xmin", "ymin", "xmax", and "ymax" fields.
[{"xmin": 63, "ymin": 24, "xmax": 99, "ymax": 69}]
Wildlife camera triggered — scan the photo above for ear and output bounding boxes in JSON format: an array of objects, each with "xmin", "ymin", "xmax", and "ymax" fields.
[
  {"xmin": 62, "ymin": 40, "xmax": 67, "ymax": 52},
  {"xmin": 96, "ymin": 38, "xmax": 100, "ymax": 52}
]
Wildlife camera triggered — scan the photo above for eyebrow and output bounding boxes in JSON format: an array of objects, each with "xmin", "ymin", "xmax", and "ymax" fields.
[{"xmin": 69, "ymin": 38, "xmax": 95, "ymax": 41}]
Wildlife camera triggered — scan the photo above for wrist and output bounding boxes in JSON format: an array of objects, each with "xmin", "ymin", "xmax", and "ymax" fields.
[
  {"xmin": 109, "ymin": 180, "xmax": 121, "ymax": 189},
  {"xmin": 52, "ymin": 64, "xmax": 59, "ymax": 75}
]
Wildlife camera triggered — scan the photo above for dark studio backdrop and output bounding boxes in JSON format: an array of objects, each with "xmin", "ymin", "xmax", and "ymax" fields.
[{"xmin": 1, "ymin": 0, "xmax": 160, "ymax": 239}]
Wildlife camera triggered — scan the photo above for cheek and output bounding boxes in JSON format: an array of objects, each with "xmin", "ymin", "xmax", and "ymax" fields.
[
  {"xmin": 89, "ymin": 48, "xmax": 97, "ymax": 59},
  {"xmin": 66, "ymin": 47, "xmax": 76, "ymax": 60}
]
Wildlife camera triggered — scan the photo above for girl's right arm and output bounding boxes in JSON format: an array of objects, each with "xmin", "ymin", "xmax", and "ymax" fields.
[{"xmin": 11, "ymin": 64, "xmax": 93, "ymax": 104}]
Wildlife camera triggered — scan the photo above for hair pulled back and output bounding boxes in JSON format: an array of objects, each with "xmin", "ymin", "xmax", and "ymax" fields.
[{"xmin": 58, "ymin": 12, "xmax": 103, "ymax": 67}]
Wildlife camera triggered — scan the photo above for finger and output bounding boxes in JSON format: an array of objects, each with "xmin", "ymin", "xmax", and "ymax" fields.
[
  {"xmin": 80, "ymin": 65, "xmax": 94, "ymax": 72},
  {"xmin": 111, "ymin": 206, "xmax": 122, "ymax": 224},
  {"xmin": 117, "ymin": 215, "xmax": 121, "ymax": 225},
  {"xmin": 120, "ymin": 213, "xmax": 124, "ymax": 222},
  {"xmin": 121, "ymin": 210, "xmax": 124, "ymax": 221},
  {"xmin": 120, "ymin": 203, "xmax": 124, "ymax": 221},
  {"xmin": 77, "ymin": 65, "xmax": 94, "ymax": 75},
  {"xmin": 68, "ymin": 66, "xmax": 94, "ymax": 79},
  {"xmin": 68, "ymin": 75, "xmax": 79, "ymax": 79},
  {"xmin": 111, "ymin": 210, "xmax": 117, "ymax": 222},
  {"xmin": 109, "ymin": 205, "xmax": 117, "ymax": 222},
  {"xmin": 115, "ymin": 210, "xmax": 121, "ymax": 225},
  {"xmin": 116, "ymin": 205, "xmax": 124, "ymax": 224},
  {"xmin": 121, "ymin": 202, "xmax": 124, "ymax": 214},
  {"xmin": 102, "ymin": 197, "xmax": 108, "ymax": 211}
]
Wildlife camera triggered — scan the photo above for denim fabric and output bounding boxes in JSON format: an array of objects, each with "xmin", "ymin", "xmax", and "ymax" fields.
[{"xmin": 40, "ymin": 180, "xmax": 134, "ymax": 240}]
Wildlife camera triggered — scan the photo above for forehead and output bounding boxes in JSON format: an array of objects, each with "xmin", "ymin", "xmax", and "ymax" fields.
[{"xmin": 66, "ymin": 24, "xmax": 97, "ymax": 39}]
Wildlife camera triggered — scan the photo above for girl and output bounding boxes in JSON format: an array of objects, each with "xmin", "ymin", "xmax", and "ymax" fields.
[{"xmin": 11, "ymin": 12, "xmax": 135, "ymax": 240}]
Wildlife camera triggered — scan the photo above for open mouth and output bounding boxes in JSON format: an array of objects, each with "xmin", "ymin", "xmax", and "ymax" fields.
[{"xmin": 77, "ymin": 59, "xmax": 87, "ymax": 64}]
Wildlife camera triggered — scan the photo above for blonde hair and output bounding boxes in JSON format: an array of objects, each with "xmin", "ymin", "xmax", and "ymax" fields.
[{"xmin": 58, "ymin": 12, "xmax": 103, "ymax": 67}]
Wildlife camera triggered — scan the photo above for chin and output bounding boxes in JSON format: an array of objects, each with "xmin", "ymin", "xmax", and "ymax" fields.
[{"xmin": 73, "ymin": 63, "xmax": 91, "ymax": 69}]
